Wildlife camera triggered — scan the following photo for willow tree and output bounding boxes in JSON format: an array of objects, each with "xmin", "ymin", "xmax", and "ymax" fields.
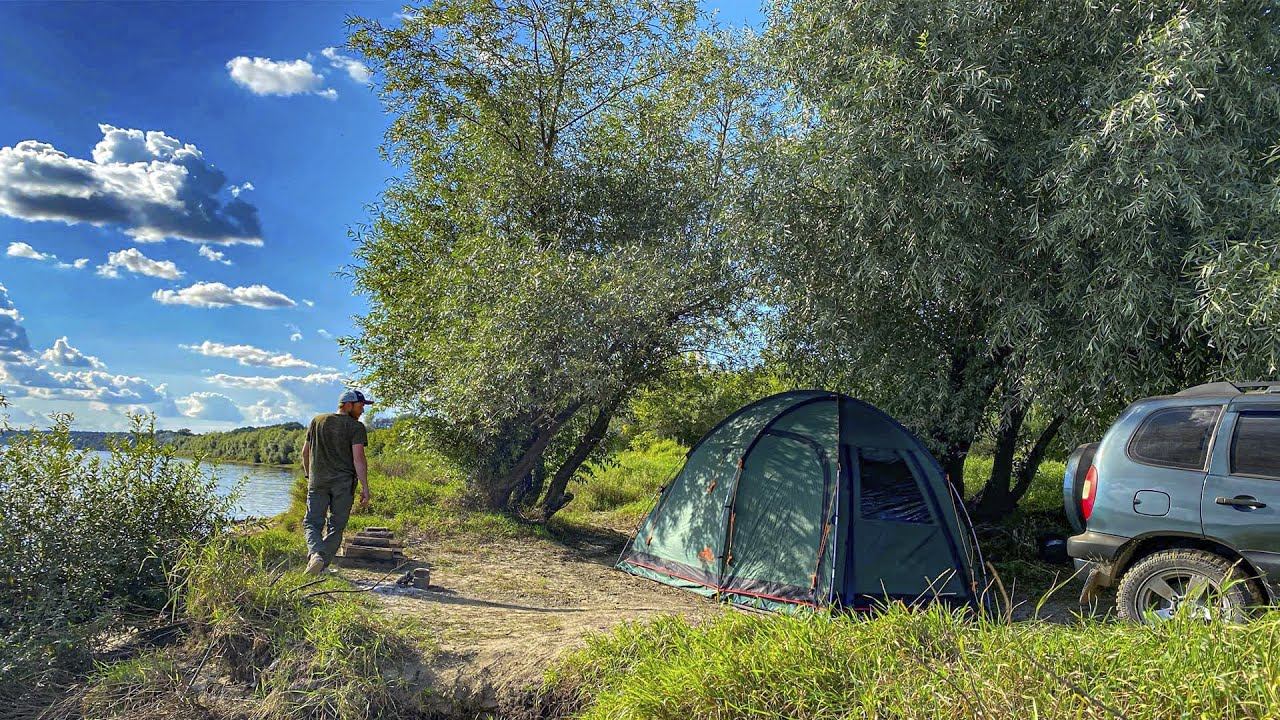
[
  {"xmin": 750, "ymin": 0, "xmax": 1280, "ymax": 517},
  {"xmin": 346, "ymin": 2, "xmax": 757, "ymax": 514}
]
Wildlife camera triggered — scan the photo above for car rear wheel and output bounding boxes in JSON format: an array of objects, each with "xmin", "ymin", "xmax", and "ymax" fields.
[{"xmin": 1116, "ymin": 549, "xmax": 1261, "ymax": 623}]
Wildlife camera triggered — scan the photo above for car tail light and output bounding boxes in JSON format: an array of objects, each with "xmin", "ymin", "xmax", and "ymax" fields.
[{"xmin": 1081, "ymin": 465, "xmax": 1099, "ymax": 521}]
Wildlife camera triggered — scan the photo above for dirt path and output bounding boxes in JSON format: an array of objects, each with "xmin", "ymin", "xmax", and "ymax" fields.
[{"xmin": 338, "ymin": 527, "xmax": 719, "ymax": 716}]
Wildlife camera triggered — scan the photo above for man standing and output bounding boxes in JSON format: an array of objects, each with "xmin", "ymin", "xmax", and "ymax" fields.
[{"xmin": 301, "ymin": 389, "xmax": 374, "ymax": 574}]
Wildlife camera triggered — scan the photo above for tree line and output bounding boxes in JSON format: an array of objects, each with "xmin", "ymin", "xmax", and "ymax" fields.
[{"xmin": 345, "ymin": 0, "xmax": 1280, "ymax": 520}]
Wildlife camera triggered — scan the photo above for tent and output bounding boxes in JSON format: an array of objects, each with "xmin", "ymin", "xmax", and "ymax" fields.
[{"xmin": 617, "ymin": 390, "xmax": 984, "ymax": 613}]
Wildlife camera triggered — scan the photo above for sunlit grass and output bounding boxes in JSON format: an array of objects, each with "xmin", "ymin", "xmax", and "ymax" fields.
[{"xmin": 551, "ymin": 606, "xmax": 1280, "ymax": 719}]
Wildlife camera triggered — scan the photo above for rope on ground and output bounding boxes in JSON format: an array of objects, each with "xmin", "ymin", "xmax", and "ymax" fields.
[{"xmin": 302, "ymin": 561, "xmax": 411, "ymax": 600}]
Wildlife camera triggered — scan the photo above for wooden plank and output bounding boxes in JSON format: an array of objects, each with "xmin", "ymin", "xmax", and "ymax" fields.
[
  {"xmin": 362, "ymin": 526, "xmax": 391, "ymax": 533},
  {"xmin": 348, "ymin": 536, "xmax": 403, "ymax": 548},
  {"xmin": 340, "ymin": 545, "xmax": 403, "ymax": 561}
]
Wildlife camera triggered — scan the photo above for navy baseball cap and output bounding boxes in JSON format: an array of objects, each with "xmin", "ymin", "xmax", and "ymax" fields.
[{"xmin": 339, "ymin": 389, "xmax": 375, "ymax": 405}]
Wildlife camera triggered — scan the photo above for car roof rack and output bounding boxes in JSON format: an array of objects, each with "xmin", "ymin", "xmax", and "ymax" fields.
[{"xmin": 1176, "ymin": 381, "xmax": 1280, "ymax": 397}]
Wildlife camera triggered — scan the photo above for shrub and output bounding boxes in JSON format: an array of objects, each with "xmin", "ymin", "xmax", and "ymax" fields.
[{"xmin": 0, "ymin": 414, "xmax": 234, "ymax": 700}]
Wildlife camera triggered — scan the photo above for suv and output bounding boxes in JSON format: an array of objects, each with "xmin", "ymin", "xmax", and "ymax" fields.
[{"xmin": 1064, "ymin": 381, "xmax": 1280, "ymax": 622}]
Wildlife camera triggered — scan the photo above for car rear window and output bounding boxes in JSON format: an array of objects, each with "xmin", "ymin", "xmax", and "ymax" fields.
[
  {"xmin": 1231, "ymin": 412, "xmax": 1280, "ymax": 479},
  {"xmin": 1127, "ymin": 405, "xmax": 1221, "ymax": 471}
]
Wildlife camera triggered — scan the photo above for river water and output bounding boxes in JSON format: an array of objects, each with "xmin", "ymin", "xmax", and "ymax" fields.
[{"xmin": 91, "ymin": 450, "xmax": 298, "ymax": 519}]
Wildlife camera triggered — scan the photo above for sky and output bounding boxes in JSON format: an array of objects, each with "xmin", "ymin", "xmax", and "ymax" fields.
[{"xmin": 0, "ymin": 0, "xmax": 764, "ymax": 432}]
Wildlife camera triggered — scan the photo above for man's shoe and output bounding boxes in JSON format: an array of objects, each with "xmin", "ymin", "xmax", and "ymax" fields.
[{"xmin": 305, "ymin": 553, "xmax": 326, "ymax": 575}]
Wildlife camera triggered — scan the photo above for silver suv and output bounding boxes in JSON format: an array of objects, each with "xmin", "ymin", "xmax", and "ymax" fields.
[{"xmin": 1064, "ymin": 381, "xmax": 1280, "ymax": 621}]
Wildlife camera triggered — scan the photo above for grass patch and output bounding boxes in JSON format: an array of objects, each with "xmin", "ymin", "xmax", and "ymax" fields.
[
  {"xmin": 82, "ymin": 532, "xmax": 432, "ymax": 720},
  {"xmin": 551, "ymin": 606, "xmax": 1280, "ymax": 719},
  {"xmin": 274, "ymin": 449, "xmax": 538, "ymax": 541},
  {"xmin": 558, "ymin": 435, "xmax": 686, "ymax": 531}
]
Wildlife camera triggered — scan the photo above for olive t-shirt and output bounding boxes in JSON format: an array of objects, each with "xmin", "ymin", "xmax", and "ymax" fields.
[{"xmin": 306, "ymin": 413, "xmax": 368, "ymax": 488}]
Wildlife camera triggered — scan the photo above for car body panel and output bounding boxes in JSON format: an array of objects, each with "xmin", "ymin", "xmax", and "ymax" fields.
[{"xmin": 1066, "ymin": 387, "xmax": 1280, "ymax": 604}]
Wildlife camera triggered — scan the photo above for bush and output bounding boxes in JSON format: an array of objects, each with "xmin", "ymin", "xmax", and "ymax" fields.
[
  {"xmin": 0, "ymin": 414, "xmax": 235, "ymax": 699},
  {"xmin": 553, "ymin": 606, "xmax": 1280, "ymax": 719}
]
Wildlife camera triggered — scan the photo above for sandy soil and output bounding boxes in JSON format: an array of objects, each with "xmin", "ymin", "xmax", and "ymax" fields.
[{"xmin": 337, "ymin": 527, "xmax": 719, "ymax": 716}]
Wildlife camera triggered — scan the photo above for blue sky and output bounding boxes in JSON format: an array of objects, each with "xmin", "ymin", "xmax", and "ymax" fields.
[{"xmin": 0, "ymin": 0, "xmax": 764, "ymax": 432}]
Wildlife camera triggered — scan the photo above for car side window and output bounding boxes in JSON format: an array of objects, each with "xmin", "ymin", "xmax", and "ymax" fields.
[
  {"xmin": 1127, "ymin": 405, "xmax": 1221, "ymax": 471},
  {"xmin": 1230, "ymin": 412, "xmax": 1280, "ymax": 480}
]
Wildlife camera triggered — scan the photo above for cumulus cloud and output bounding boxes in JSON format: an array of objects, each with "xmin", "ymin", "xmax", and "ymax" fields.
[
  {"xmin": 197, "ymin": 245, "xmax": 233, "ymax": 265},
  {"xmin": 244, "ymin": 398, "xmax": 297, "ymax": 425},
  {"xmin": 7, "ymin": 241, "xmax": 49, "ymax": 260},
  {"xmin": 97, "ymin": 247, "xmax": 184, "ymax": 279},
  {"xmin": 180, "ymin": 340, "xmax": 316, "ymax": 369},
  {"xmin": 226, "ymin": 56, "xmax": 336, "ymax": 99},
  {"xmin": 208, "ymin": 370, "xmax": 344, "ymax": 417},
  {"xmin": 41, "ymin": 336, "xmax": 105, "ymax": 369},
  {"xmin": 153, "ymin": 281, "xmax": 296, "ymax": 309},
  {"xmin": 0, "ymin": 283, "xmax": 173, "ymax": 412},
  {"xmin": 0, "ymin": 125, "xmax": 262, "ymax": 245},
  {"xmin": 176, "ymin": 391, "xmax": 243, "ymax": 422},
  {"xmin": 229, "ymin": 182, "xmax": 254, "ymax": 198},
  {"xmin": 321, "ymin": 47, "xmax": 372, "ymax": 84},
  {"xmin": 7, "ymin": 242, "xmax": 88, "ymax": 270}
]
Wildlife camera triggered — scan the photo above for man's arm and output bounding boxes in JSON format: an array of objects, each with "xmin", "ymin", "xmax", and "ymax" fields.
[
  {"xmin": 300, "ymin": 437, "xmax": 311, "ymax": 478},
  {"xmin": 352, "ymin": 443, "xmax": 370, "ymax": 505}
]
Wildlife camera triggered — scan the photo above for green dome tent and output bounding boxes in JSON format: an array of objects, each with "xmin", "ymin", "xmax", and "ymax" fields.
[{"xmin": 618, "ymin": 390, "xmax": 984, "ymax": 613}]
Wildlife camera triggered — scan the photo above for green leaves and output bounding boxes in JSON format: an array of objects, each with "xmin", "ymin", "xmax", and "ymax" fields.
[{"xmin": 347, "ymin": 2, "xmax": 754, "ymax": 505}]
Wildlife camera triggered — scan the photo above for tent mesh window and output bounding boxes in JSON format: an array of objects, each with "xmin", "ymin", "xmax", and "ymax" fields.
[{"xmin": 858, "ymin": 448, "xmax": 932, "ymax": 524}]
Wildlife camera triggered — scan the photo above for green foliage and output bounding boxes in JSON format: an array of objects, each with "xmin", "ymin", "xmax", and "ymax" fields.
[
  {"xmin": 0, "ymin": 414, "xmax": 234, "ymax": 695},
  {"xmin": 562, "ymin": 435, "xmax": 687, "ymax": 529},
  {"xmin": 750, "ymin": 0, "xmax": 1280, "ymax": 514},
  {"xmin": 346, "ymin": 2, "xmax": 760, "ymax": 509},
  {"xmin": 167, "ymin": 422, "xmax": 306, "ymax": 466},
  {"xmin": 623, "ymin": 356, "xmax": 792, "ymax": 446},
  {"xmin": 555, "ymin": 607, "xmax": 1280, "ymax": 719}
]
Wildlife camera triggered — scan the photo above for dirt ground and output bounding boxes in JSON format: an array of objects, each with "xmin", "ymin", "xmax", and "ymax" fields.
[
  {"xmin": 337, "ymin": 527, "xmax": 719, "ymax": 716},
  {"xmin": 333, "ymin": 526, "xmax": 1095, "ymax": 717}
]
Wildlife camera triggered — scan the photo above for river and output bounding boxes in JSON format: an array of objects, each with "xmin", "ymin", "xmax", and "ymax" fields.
[{"xmin": 91, "ymin": 450, "xmax": 298, "ymax": 519}]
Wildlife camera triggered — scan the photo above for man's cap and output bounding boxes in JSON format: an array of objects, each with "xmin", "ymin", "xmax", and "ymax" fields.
[{"xmin": 339, "ymin": 389, "xmax": 375, "ymax": 405}]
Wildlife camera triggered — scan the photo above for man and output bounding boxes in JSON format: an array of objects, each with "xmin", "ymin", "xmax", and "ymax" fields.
[{"xmin": 301, "ymin": 389, "xmax": 374, "ymax": 574}]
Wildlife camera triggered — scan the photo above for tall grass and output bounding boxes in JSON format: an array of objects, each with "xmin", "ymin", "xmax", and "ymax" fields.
[
  {"xmin": 83, "ymin": 530, "xmax": 431, "ymax": 719},
  {"xmin": 552, "ymin": 606, "xmax": 1280, "ymax": 719},
  {"xmin": 559, "ymin": 435, "xmax": 686, "ymax": 530}
]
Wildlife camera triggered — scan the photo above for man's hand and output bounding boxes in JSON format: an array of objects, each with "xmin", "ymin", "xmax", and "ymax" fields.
[{"xmin": 359, "ymin": 484, "xmax": 372, "ymax": 507}]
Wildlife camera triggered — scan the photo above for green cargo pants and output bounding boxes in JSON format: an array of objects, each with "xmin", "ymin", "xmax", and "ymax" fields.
[{"xmin": 304, "ymin": 479, "xmax": 355, "ymax": 563}]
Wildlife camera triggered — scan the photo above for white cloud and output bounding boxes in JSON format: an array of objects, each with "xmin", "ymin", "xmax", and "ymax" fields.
[
  {"xmin": 321, "ymin": 47, "xmax": 372, "ymax": 84},
  {"xmin": 226, "ymin": 56, "xmax": 336, "ymax": 99},
  {"xmin": 286, "ymin": 323, "xmax": 302, "ymax": 342},
  {"xmin": 229, "ymin": 182, "xmax": 254, "ymax": 198},
  {"xmin": 244, "ymin": 398, "xmax": 297, "ymax": 425},
  {"xmin": 180, "ymin": 339, "xmax": 316, "ymax": 369},
  {"xmin": 208, "ymin": 370, "xmax": 344, "ymax": 417},
  {"xmin": 0, "ymin": 125, "xmax": 262, "ymax": 245},
  {"xmin": 41, "ymin": 336, "xmax": 105, "ymax": 369},
  {"xmin": 303, "ymin": 299, "xmax": 315, "ymax": 307},
  {"xmin": 7, "ymin": 241, "xmax": 50, "ymax": 260},
  {"xmin": 316, "ymin": 328, "xmax": 333, "ymax": 339},
  {"xmin": 0, "ymin": 284, "xmax": 174, "ymax": 414},
  {"xmin": 7, "ymin": 242, "xmax": 87, "ymax": 270},
  {"xmin": 176, "ymin": 391, "xmax": 243, "ymax": 422},
  {"xmin": 153, "ymin": 281, "xmax": 296, "ymax": 309},
  {"xmin": 97, "ymin": 247, "xmax": 184, "ymax": 279},
  {"xmin": 197, "ymin": 245, "xmax": 232, "ymax": 265}
]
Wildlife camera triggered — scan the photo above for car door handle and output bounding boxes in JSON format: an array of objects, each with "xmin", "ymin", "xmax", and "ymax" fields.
[{"xmin": 1215, "ymin": 496, "xmax": 1267, "ymax": 509}]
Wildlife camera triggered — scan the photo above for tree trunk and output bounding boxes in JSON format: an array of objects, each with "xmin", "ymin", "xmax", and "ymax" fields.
[
  {"xmin": 1009, "ymin": 414, "xmax": 1067, "ymax": 506},
  {"xmin": 541, "ymin": 400, "xmax": 616, "ymax": 519},
  {"xmin": 486, "ymin": 401, "xmax": 584, "ymax": 509},
  {"xmin": 973, "ymin": 398, "xmax": 1028, "ymax": 521},
  {"xmin": 941, "ymin": 444, "xmax": 971, "ymax": 498}
]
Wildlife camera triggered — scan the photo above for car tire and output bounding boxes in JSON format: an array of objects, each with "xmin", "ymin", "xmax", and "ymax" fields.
[{"xmin": 1116, "ymin": 549, "xmax": 1262, "ymax": 623}]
